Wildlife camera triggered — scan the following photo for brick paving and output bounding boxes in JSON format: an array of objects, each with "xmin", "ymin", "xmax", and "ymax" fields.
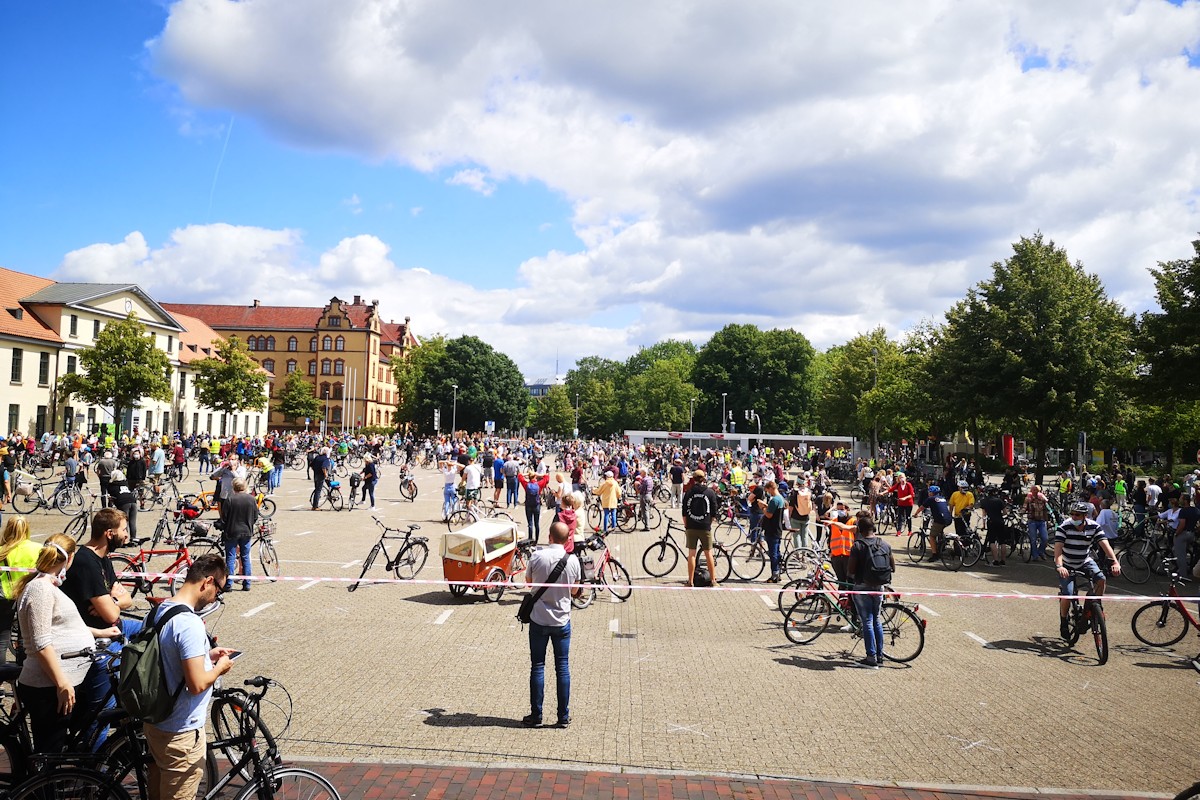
[{"xmin": 314, "ymin": 761, "xmax": 1162, "ymax": 800}]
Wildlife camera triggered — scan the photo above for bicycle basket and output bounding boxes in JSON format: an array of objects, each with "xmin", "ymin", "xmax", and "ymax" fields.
[
  {"xmin": 13, "ymin": 482, "xmax": 33, "ymax": 497},
  {"xmin": 189, "ymin": 520, "xmax": 212, "ymax": 537},
  {"xmin": 350, "ymin": 473, "xmax": 362, "ymax": 488},
  {"xmin": 578, "ymin": 549, "xmax": 597, "ymax": 581}
]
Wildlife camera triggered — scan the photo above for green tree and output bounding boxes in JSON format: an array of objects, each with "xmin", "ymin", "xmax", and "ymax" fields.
[
  {"xmin": 392, "ymin": 334, "xmax": 446, "ymax": 429},
  {"xmin": 564, "ymin": 356, "xmax": 622, "ymax": 436},
  {"xmin": 57, "ymin": 312, "xmax": 172, "ymax": 437},
  {"xmin": 940, "ymin": 233, "xmax": 1134, "ymax": 483},
  {"xmin": 413, "ymin": 336, "xmax": 527, "ymax": 433},
  {"xmin": 624, "ymin": 340, "xmax": 697, "ymax": 377},
  {"xmin": 531, "ymin": 384, "xmax": 577, "ymax": 437},
  {"xmin": 191, "ymin": 336, "xmax": 269, "ymax": 432},
  {"xmin": 620, "ymin": 358, "xmax": 699, "ymax": 430},
  {"xmin": 817, "ymin": 329, "xmax": 920, "ymax": 450},
  {"xmin": 273, "ymin": 369, "xmax": 321, "ymax": 424},
  {"xmin": 1139, "ymin": 236, "xmax": 1200, "ymax": 402}
]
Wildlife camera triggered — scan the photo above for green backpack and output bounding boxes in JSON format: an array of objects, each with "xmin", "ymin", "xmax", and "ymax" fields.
[{"xmin": 117, "ymin": 604, "xmax": 193, "ymax": 723}]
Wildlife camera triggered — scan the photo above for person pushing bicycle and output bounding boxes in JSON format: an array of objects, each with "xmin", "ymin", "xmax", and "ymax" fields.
[{"xmin": 1054, "ymin": 501, "xmax": 1120, "ymax": 640}]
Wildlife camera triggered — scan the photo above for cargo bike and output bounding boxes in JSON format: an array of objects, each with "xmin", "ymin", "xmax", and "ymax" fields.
[{"xmin": 441, "ymin": 519, "xmax": 534, "ymax": 602}]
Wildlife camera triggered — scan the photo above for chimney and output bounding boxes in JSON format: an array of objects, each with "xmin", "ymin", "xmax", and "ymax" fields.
[
  {"xmin": 252, "ymin": 299, "xmax": 260, "ymax": 308},
  {"xmin": 371, "ymin": 299, "xmax": 379, "ymax": 307},
  {"xmin": 353, "ymin": 295, "xmax": 361, "ymax": 305}
]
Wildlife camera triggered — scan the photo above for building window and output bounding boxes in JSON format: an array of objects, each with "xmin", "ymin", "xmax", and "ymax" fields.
[
  {"xmin": 320, "ymin": 383, "xmax": 330, "ymax": 399},
  {"xmin": 334, "ymin": 359, "xmax": 344, "ymax": 376},
  {"xmin": 207, "ymin": 412, "xmax": 213, "ymax": 433},
  {"xmin": 7, "ymin": 404, "xmax": 18, "ymax": 432},
  {"xmin": 88, "ymin": 407, "xmax": 96, "ymax": 432},
  {"xmin": 322, "ymin": 336, "xmax": 332, "ymax": 351},
  {"xmin": 38, "ymin": 353, "xmax": 50, "ymax": 386},
  {"xmin": 192, "ymin": 412, "xmax": 199, "ymax": 434},
  {"xmin": 266, "ymin": 337, "xmax": 275, "ymax": 351},
  {"xmin": 321, "ymin": 359, "xmax": 331, "ymax": 375},
  {"xmin": 286, "ymin": 360, "xmax": 297, "ymax": 374},
  {"xmin": 255, "ymin": 416, "xmax": 260, "ymax": 437},
  {"xmin": 247, "ymin": 337, "xmax": 257, "ymax": 351},
  {"xmin": 167, "ymin": 335, "xmax": 173, "ymax": 353},
  {"xmin": 333, "ymin": 382, "xmax": 343, "ymax": 400},
  {"xmin": 35, "ymin": 405, "xmax": 47, "ymax": 437},
  {"xmin": 11, "ymin": 348, "xmax": 22, "ymax": 383},
  {"xmin": 69, "ymin": 314, "xmax": 78, "ymax": 337},
  {"xmin": 66, "ymin": 356, "xmax": 76, "ymax": 374},
  {"xmin": 93, "ymin": 319, "xmax": 100, "ymax": 338},
  {"xmin": 334, "ymin": 336, "xmax": 345, "ymax": 351},
  {"xmin": 262, "ymin": 359, "xmax": 275, "ymax": 374},
  {"xmin": 179, "ymin": 372, "xmax": 187, "ymax": 398},
  {"xmin": 331, "ymin": 407, "xmax": 342, "ymax": 423},
  {"xmin": 308, "ymin": 361, "xmax": 317, "ymax": 376},
  {"xmin": 288, "ymin": 337, "xmax": 297, "ymax": 352},
  {"xmin": 328, "ymin": 316, "xmax": 342, "ymax": 327},
  {"xmin": 309, "ymin": 337, "xmax": 317, "ymax": 352}
]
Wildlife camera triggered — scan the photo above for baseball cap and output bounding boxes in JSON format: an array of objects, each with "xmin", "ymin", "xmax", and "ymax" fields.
[{"xmin": 692, "ymin": 470, "xmax": 706, "ymax": 481}]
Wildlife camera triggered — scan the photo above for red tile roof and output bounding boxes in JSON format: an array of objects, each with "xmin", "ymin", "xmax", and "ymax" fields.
[
  {"xmin": 0, "ymin": 267, "xmax": 60, "ymax": 343},
  {"xmin": 163, "ymin": 298, "xmax": 378, "ymax": 331}
]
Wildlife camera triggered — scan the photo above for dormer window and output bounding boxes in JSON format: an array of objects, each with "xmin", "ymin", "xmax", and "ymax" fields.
[{"xmin": 328, "ymin": 316, "xmax": 342, "ymax": 327}]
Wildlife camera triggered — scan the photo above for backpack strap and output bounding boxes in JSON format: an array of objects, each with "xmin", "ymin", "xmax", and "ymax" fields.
[
  {"xmin": 529, "ymin": 554, "xmax": 571, "ymax": 605},
  {"xmin": 149, "ymin": 603, "xmax": 195, "ymax": 698}
]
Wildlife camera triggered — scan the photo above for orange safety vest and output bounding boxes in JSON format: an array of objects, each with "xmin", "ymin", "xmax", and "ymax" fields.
[{"xmin": 828, "ymin": 521, "xmax": 855, "ymax": 557}]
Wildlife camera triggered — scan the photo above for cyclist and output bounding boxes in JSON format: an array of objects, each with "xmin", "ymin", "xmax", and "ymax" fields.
[
  {"xmin": 948, "ymin": 480, "xmax": 975, "ymax": 540},
  {"xmin": 913, "ymin": 484, "xmax": 953, "ymax": 562},
  {"xmin": 1054, "ymin": 501, "xmax": 1121, "ymax": 640}
]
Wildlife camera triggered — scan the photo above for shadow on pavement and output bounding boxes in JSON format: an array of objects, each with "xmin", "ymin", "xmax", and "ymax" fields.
[
  {"xmin": 420, "ymin": 708, "xmax": 526, "ymax": 729},
  {"xmin": 402, "ymin": 591, "xmax": 475, "ymax": 606},
  {"xmin": 985, "ymin": 635, "xmax": 1099, "ymax": 665}
]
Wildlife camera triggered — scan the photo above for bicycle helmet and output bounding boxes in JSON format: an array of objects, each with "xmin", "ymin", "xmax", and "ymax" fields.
[
  {"xmin": 1068, "ymin": 501, "xmax": 1092, "ymax": 516},
  {"xmin": 957, "ymin": 480, "xmax": 968, "ymax": 489},
  {"xmin": 927, "ymin": 485, "xmax": 941, "ymax": 495}
]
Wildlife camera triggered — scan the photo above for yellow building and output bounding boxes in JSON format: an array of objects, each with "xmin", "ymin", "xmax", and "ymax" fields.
[{"xmin": 162, "ymin": 296, "xmax": 417, "ymax": 431}]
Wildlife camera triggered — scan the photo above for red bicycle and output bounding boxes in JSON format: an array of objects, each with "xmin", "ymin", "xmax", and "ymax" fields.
[
  {"xmin": 571, "ymin": 533, "xmax": 632, "ymax": 608},
  {"xmin": 1130, "ymin": 572, "xmax": 1200, "ymax": 671}
]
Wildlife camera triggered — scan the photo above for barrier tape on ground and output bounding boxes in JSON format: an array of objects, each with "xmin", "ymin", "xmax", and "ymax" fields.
[{"xmin": 0, "ymin": 565, "xmax": 1173, "ymax": 602}]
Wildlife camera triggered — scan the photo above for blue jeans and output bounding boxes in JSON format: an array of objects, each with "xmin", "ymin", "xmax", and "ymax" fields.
[
  {"xmin": 602, "ymin": 508, "xmax": 617, "ymax": 533},
  {"xmin": 506, "ymin": 477, "xmax": 519, "ymax": 507},
  {"xmin": 526, "ymin": 505, "xmax": 541, "ymax": 543},
  {"xmin": 79, "ymin": 616, "xmax": 143, "ymax": 749},
  {"xmin": 528, "ymin": 621, "xmax": 571, "ymax": 722},
  {"xmin": 765, "ymin": 532, "xmax": 782, "ymax": 576},
  {"xmin": 1027, "ymin": 520, "xmax": 1048, "ymax": 557},
  {"xmin": 443, "ymin": 484, "xmax": 457, "ymax": 519},
  {"xmin": 852, "ymin": 588, "xmax": 884, "ymax": 661},
  {"xmin": 225, "ymin": 537, "xmax": 251, "ymax": 589},
  {"xmin": 270, "ymin": 465, "xmax": 284, "ymax": 490}
]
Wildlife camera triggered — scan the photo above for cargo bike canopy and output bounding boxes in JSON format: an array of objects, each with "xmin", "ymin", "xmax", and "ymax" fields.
[{"xmin": 440, "ymin": 519, "xmax": 519, "ymax": 564}]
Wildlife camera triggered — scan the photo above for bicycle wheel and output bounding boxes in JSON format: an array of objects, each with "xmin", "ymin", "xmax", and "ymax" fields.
[
  {"xmin": 66, "ymin": 511, "xmax": 89, "ymax": 542},
  {"xmin": 348, "ymin": 454, "xmax": 363, "ymax": 469},
  {"xmin": 399, "ymin": 481, "xmax": 417, "ymax": 501},
  {"xmin": 776, "ymin": 576, "xmax": 813, "ymax": 615},
  {"xmin": 876, "ymin": 510, "xmax": 894, "ymax": 537},
  {"xmin": 446, "ymin": 509, "xmax": 475, "ymax": 531},
  {"xmin": 654, "ymin": 485, "xmax": 671, "ymax": 504},
  {"xmin": 1173, "ymin": 781, "xmax": 1200, "ymax": 800},
  {"xmin": 712, "ymin": 520, "xmax": 743, "ymax": 549},
  {"xmin": 906, "ymin": 531, "xmax": 926, "ymax": 563},
  {"xmin": 1119, "ymin": 550, "xmax": 1151, "ymax": 584},
  {"xmin": 572, "ymin": 583, "xmax": 597, "ymax": 609},
  {"xmin": 1066, "ymin": 601, "xmax": 1083, "ymax": 646},
  {"xmin": 730, "ymin": 542, "xmax": 768, "ymax": 581},
  {"xmin": 12, "ymin": 492, "xmax": 39, "ymax": 514},
  {"xmin": 941, "ymin": 539, "xmax": 964, "ymax": 571},
  {"xmin": 258, "ymin": 539, "xmax": 279, "ymax": 579},
  {"xmin": 1130, "ymin": 600, "xmax": 1189, "ymax": 646},
  {"xmin": 1014, "ymin": 531, "xmax": 1030, "ymax": 562},
  {"xmin": 586, "ymin": 503, "xmax": 601, "ymax": 531},
  {"xmin": 644, "ymin": 504, "xmax": 663, "ymax": 530},
  {"xmin": 349, "ymin": 544, "xmax": 380, "ymax": 592},
  {"xmin": 641, "ymin": 541, "xmax": 679, "ymax": 577},
  {"xmin": 961, "ymin": 536, "xmax": 983, "ymax": 568},
  {"xmin": 55, "ymin": 486, "xmax": 84, "ymax": 515},
  {"xmin": 1148, "ymin": 547, "xmax": 1171, "ymax": 576},
  {"xmin": 617, "ymin": 507, "xmax": 637, "ymax": 533},
  {"xmin": 10, "ymin": 766, "xmax": 133, "ymax": 800},
  {"xmin": 259, "ymin": 498, "xmax": 276, "ymax": 518},
  {"xmin": 880, "ymin": 603, "xmax": 925, "ymax": 663},
  {"xmin": 328, "ymin": 489, "xmax": 344, "ymax": 512},
  {"xmin": 783, "ymin": 595, "xmax": 834, "ymax": 644},
  {"xmin": 188, "ymin": 537, "xmax": 222, "ymax": 559},
  {"xmin": 600, "ymin": 556, "xmax": 632, "ymax": 601},
  {"xmin": 135, "ymin": 485, "xmax": 155, "ymax": 512},
  {"xmin": 1088, "ymin": 600, "xmax": 1108, "ymax": 665},
  {"xmin": 782, "ymin": 548, "xmax": 819, "ymax": 582},
  {"xmin": 108, "ymin": 554, "xmax": 147, "ymax": 596},
  {"xmin": 235, "ymin": 767, "xmax": 339, "ymax": 800},
  {"xmin": 393, "ymin": 541, "xmax": 429, "ymax": 580},
  {"xmin": 482, "ymin": 567, "xmax": 506, "ymax": 602},
  {"xmin": 211, "ymin": 694, "xmax": 279, "ymax": 782},
  {"xmin": 710, "ymin": 545, "xmax": 733, "ymax": 583}
]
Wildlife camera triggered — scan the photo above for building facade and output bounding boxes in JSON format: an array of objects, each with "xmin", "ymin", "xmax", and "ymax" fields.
[
  {"xmin": 0, "ymin": 266, "xmax": 269, "ymax": 438},
  {"xmin": 162, "ymin": 296, "xmax": 417, "ymax": 432}
]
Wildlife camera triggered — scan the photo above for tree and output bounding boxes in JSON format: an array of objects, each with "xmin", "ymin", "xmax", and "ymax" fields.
[
  {"xmin": 939, "ymin": 233, "xmax": 1134, "ymax": 483},
  {"xmin": 57, "ymin": 312, "xmax": 172, "ymax": 436},
  {"xmin": 274, "ymin": 370, "xmax": 321, "ymax": 424},
  {"xmin": 191, "ymin": 336, "xmax": 269, "ymax": 431},
  {"xmin": 1139, "ymin": 236, "xmax": 1200, "ymax": 402},
  {"xmin": 392, "ymin": 334, "xmax": 446, "ymax": 429},
  {"xmin": 412, "ymin": 336, "xmax": 528, "ymax": 433},
  {"xmin": 531, "ymin": 385, "xmax": 576, "ymax": 437},
  {"xmin": 620, "ymin": 358, "xmax": 699, "ymax": 430},
  {"xmin": 564, "ymin": 356, "xmax": 622, "ymax": 437}
]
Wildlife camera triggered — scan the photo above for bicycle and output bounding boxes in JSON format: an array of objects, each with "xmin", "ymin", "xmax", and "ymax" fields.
[
  {"xmin": 135, "ymin": 474, "xmax": 183, "ymax": 512},
  {"xmin": 445, "ymin": 497, "xmax": 514, "ymax": 530},
  {"xmin": 253, "ymin": 518, "xmax": 279, "ymax": 581},
  {"xmin": 1130, "ymin": 571, "xmax": 1200, "ymax": 660},
  {"xmin": 109, "ymin": 511, "xmax": 221, "ymax": 599},
  {"xmin": 571, "ymin": 533, "xmax": 633, "ymax": 608},
  {"xmin": 65, "ymin": 487, "xmax": 103, "ymax": 541},
  {"xmin": 641, "ymin": 520, "xmax": 733, "ymax": 583},
  {"xmin": 10, "ymin": 474, "xmax": 83, "ymax": 515},
  {"xmin": 183, "ymin": 478, "xmax": 278, "ymax": 518},
  {"xmin": 1060, "ymin": 566, "xmax": 1109, "ymax": 665},
  {"xmin": 398, "ymin": 469, "xmax": 419, "ymax": 501},
  {"xmin": 782, "ymin": 573, "xmax": 926, "ymax": 663},
  {"xmin": 310, "ymin": 477, "xmax": 345, "ymax": 512},
  {"xmin": 348, "ymin": 520, "xmax": 429, "ymax": 591}
]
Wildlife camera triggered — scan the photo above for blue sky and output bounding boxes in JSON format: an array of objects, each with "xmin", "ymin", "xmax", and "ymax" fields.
[{"xmin": 2, "ymin": 1, "xmax": 1199, "ymax": 378}]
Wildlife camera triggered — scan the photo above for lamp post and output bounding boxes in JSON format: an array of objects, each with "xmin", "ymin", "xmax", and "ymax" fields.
[
  {"xmin": 574, "ymin": 393, "xmax": 580, "ymax": 437},
  {"xmin": 451, "ymin": 384, "xmax": 458, "ymax": 438},
  {"xmin": 871, "ymin": 347, "xmax": 879, "ymax": 460},
  {"xmin": 689, "ymin": 397, "xmax": 698, "ymax": 433},
  {"xmin": 745, "ymin": 409, "xmax": 761, "ymax": 447},
  {"xmin": 721, "ymin": 393, "xmax": 728, "ymax": 434}
]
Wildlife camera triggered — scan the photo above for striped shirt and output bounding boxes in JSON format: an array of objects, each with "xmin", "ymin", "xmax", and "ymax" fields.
[{"xmin": 1054, "ymin": 520, "xmax": 1103, "ymax": 567}]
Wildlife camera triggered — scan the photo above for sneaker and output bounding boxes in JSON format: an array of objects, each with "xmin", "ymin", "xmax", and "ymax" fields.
[
  {"xmin": 854, "ymin": 657, "xmax": 879, "ymax": 669},
  {"xmin": 521, "ymin": 714, "xmax": 542, "ymax": 728},
  {"xmin": 369, "ymin": 506, "xmax": 376, "ymax": 511},
  {"xmin": 556, "ymin": 716, "xmax": 571, "ymax": 728},
  {"xmin": 926, "ymin": 555, "xmax": 940, "ymax": 563},
  {"xmin": 1059, "ymin": 618, "xmax": 1070, "ymax": 640}
]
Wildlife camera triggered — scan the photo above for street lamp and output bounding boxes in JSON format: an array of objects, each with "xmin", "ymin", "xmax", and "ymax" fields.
[
  {"xmin": 575, "ymin": 393, "xmax": 580, "ymax": 437},
  {"xmin": 871, "ymin": 347, "xmax": 879, "ymax": 460},
  {"xmin": 451, "ymin": 384, "xmax": 458, "ymax": 438},
  {"xmin": 745, "ymin": 409, "xmax": 761, "ymax": 446},
  {"xmin": 689, "ymin": 397, "xmax": 698, "ymax": 433},
  {"xmin": 721, "ymin": 393, "xmax": 728, "ymax": 434}
]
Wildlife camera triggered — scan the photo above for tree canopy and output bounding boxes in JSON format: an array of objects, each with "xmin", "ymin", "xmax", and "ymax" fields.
[
  {"xmin": 191, "ymin": 335, "xmax": 269, "ymax": 420},
  {"xmin": 408, "ymin": 335, "xmax": 528, "ymax": 433},
  {"xmin": 274, "ymin": 369, "xmax": 322, "ymax": 424}
]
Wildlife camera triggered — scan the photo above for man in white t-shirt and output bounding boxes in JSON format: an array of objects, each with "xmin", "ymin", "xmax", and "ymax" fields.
[
  {"xmin": 462, "ymin": 457, "xmax": 482, "ymax": 512},
  {"xmin": 1146, "ymin": 480, "xmax": 1163, "ymax": 511}
]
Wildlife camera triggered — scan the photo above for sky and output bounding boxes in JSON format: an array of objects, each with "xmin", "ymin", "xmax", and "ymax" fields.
[{"xmin": 2, "ymin": 0, "xmax": 1199, "ymax": 380}]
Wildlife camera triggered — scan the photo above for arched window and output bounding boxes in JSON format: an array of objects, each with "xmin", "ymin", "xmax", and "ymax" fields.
[
  {"xmin": 266, "ymin": 337, "xmax": 275, "ymax": 351},
  {"xmin": 333, "ymin": 382, "xmax": 344, "ymax": 400},
  {"xmin": 331, "ymin": 407, "xmax": 342, "ymax": 423},
  {"xmin": 322, "ymin": 336, "xmax": 332, "ymax": 351},
  {"xmin": 262, "ymin": 359, "xmax": 275, "ymax": 374},
  {"xmin": 335, "ymin": 336, "xmax": 345, "ymax": 351},
  {"xmin": 334, "ymin": 359, "xmax": 344, "ymax": 375},
  {"xmin": 286, "ymin": 360, "xmax": 297, "ymax": 374},
  {"xmin": 247, "ymin": 337, "xmax": 257, "ymax": 351},
  {"xmin": 308, "ymin": 361, "xmax": 317, "ymax": 376},
  {"xmin": 320, "ymin": 382, "xmax": 330, "ymax": 399},
  {"xmin": 321, "ymin": 359, "xmax": 331, "ymax": 375},
  {"xmin": 309, "ymin": 337, "xmax": 317, "ymax": 352},
  {"xmin": 287, "ymin": 337, "xmax": 297, "ymax": 351}
]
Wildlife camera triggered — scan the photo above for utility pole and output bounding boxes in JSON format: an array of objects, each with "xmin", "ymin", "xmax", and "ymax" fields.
[
  {"xmin": 721, "ymin": 393, "xmax": 728, "ymax": 434},
  {"xmin": 871, "ymin": 347, "xmax": 879, "ymax": 460}
]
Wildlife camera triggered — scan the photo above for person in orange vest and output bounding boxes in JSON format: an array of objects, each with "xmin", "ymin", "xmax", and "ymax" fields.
[{"xmin": 825, "ymin": 502, "xmax": 856, "ymax": 588}]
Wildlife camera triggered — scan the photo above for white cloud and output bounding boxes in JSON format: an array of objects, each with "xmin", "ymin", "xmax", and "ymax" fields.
[
  {"xmin": 342, "ymin": 193, "xmax": 362, "ymax": 215},
  {"xmin": 126, "ymin": 1, "xmax": 1200, "ymax": 375}
]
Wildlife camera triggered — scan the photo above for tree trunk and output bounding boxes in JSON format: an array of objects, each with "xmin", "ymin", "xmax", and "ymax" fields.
[
  {"xmin": 1034, "ymin": 419, "xmax": 1047, "ymax": 486},
  {"xmin": 971, "ymin": 418, "xmax": 980, "ymax": 459},
  {"xmin": 1166, "ymin": 437, "xmax": 1176, "ymax": 474}
]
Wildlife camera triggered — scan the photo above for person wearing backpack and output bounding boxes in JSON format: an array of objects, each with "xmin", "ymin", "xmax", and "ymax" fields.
[
  {"xmin": 845, "ymin": 518, "xmax": 894, "ymax": 668},
  {"xmin": 137, "ymin": 554, "xmax": 236, "ymax": 800},
  {"xmin": 681, "ymin": 470, "xmax": 721, "ymax": 588},
  {"xmin": 518, "ymin": 470, "xmax": 550, "ymax": 544}
]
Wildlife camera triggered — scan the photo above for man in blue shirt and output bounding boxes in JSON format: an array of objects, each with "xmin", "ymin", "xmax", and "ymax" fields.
[{"xmin": 143, "ymin": 554, "xmax": 236, "ymax": 800}]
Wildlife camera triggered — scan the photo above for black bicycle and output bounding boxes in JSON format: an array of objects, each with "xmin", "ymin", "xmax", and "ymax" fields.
[
  {"xmin": 349, "ymin": 519, "xmax": 429, "ymax": 591},
  {"xmin": 641, "ymin": 520, "xmax": 732, "ymax": 583},
  {"xmin": 1061, "ymin": 566, "xmax": 1109, "ymax": 665}
]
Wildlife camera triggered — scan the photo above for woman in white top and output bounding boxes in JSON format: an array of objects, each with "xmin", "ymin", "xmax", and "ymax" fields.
[{"xmin": 15, "ymin": 534, "xmax": 119, "ymax": 753}]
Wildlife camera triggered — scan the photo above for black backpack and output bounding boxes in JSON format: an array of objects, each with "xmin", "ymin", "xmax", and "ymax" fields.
[
  {"xmin": 692, "ymin": 558, "xmax": 712, "ymax": 587},
  {"xmin": 685, "ymin": 490, "xmax": 712, "ymax": 525},
  {"xmin": 860, "ymin": 538, "xmax": 892, "ymax": 586}
]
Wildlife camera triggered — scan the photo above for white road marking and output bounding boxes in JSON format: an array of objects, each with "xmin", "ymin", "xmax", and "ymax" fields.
[
  {"xmin": 242, "ymin": 603, "xmax": 274, "ymax": 618},
  {"xmin": 963, "ymin": 631, "xmax": 992, "ymax": 648},
  {"xmin": 917, "ymin": 603, "xmax": 940, "ymax": 617},
  {"xmin": 297, "ymin": 579, "xmax": 321, "ymax": 591},
  {"xmin": 759, "ymin": 594, "xmax": 775, "ymax": 608},
  {"xmin": 434, "ymin": 610, "xmax": 454, "ymax": 625},
  {"xmin": 294, "ymin": 530, "xmax": 314, "ymax": 537},
  {"xmin": 964, "ymin": 572, "xmax": 983, "ymax": 579},
  {"xmin": 609, "ymin": 618, "xmax": 619, "ymax": 634},
  {"xmin": 340, "ymin": 560, "xmax": 359, "ymax": 569},
  {"xmin": 289, "ymin": 505, "xmax": 307, "ymax": 511},
  {"xmin": 666, "ymin": 723, "xmax": 708, "ymax": 737}
]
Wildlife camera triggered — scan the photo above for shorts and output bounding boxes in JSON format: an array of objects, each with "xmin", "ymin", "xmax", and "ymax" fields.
[
  {"xmin": 985, "ymin": 524, "xmax": 1010, "ymax": 546},
  {"xmin": 684, "ymin": 527, "xmax": 713, "ymax": 552},
  {"xmin": 464, "ymin": 489, "xmax": 481, "ymax": 501},
  {"xmin": 1058, "ymin": 558, "xmax": 1106, "ymax": 596}
]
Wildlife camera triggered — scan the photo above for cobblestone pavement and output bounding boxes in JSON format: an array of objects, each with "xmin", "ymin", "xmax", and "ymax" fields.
[{"xmin": 18, "ymin": 465, "xmax": 1199, "ymax": 796}]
